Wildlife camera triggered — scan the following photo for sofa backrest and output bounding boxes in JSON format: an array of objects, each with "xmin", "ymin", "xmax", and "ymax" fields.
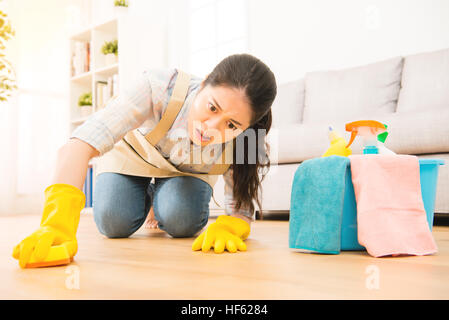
[
  {"xmin": 302, "ymin": 56, "xmax": 403, "ymax": 124},
  {"xmin": 397, "ymin": 47, "xmax": 449, "ymax": 113},
  {"xmin": 270, "ymin": 47, "xmax": 448, "ymax": 128},
  {"xmin": 271, "ymin": 78, "xmax": 305, "ymax": 128}
]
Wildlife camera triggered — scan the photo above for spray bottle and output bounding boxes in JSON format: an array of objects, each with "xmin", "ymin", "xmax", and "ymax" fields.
[
  {"xmin": 322, "ymin": 126, "xmax": 352, "ymax": 157},
  {"xmin": 345, "ymin": 120, "xmax": 390, "ymax": 155}
]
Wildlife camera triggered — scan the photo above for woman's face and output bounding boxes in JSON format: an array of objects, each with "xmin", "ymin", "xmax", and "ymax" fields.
[{"xmin": 187, "ymin": 83, "xmax": 253, "ymax": 146}]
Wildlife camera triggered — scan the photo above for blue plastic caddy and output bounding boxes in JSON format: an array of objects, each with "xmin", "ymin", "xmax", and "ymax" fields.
[{"xmin": 341, "ymin": 159, "xmax": 445, "ymax": 250}]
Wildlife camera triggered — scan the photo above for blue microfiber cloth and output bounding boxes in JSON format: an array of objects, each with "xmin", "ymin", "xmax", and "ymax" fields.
[{"xmin": 289, "ymin": 155, "xmax": 350, "ymax": 254}]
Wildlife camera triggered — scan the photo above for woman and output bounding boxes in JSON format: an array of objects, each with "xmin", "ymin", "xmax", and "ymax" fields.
[{"xmin": 13, "ymin": 54, "xmax": 277, "ymax": 268}]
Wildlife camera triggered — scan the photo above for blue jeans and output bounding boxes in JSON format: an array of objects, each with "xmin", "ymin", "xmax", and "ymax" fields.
[{"xmin": 93, "ymin": 173, "xmax": 212, "ymax": 238}]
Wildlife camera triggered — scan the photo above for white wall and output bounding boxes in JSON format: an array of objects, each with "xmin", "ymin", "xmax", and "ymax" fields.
[
  {"xmin": 167, "ymin": 0, "xmax": 191, "ymax": 71},
  {"xmin": 247, "ymin": 0, "xmax": 449, "ymax": 84},
  {"xmin": 116, "ymin": 0, "xmax": 171, "ymax": 87}
]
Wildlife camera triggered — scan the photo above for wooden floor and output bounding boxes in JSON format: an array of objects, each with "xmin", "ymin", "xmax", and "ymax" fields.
[{"xmin": 2, "ymin": 213, "xmax": 449, "ymax": 300}]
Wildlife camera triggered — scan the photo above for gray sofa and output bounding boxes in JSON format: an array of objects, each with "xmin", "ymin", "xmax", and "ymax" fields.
[{"xmin": 210, "ymin": 47, "xmax": 449, "ymax": 217}]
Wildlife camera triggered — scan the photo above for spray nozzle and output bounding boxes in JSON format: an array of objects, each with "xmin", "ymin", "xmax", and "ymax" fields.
[
  {"xmin": 345, "ymin": 120, "xmax": 387, "ymax": 149},
  {"xmin": 377, "ymin": 124, "xmax": 389, "ymax": 143}
]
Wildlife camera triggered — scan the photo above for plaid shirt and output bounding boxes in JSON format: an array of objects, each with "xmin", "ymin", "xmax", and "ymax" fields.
[{"xmin": 70, "ymin": 68, "xmax": 253, "ymax": 220}]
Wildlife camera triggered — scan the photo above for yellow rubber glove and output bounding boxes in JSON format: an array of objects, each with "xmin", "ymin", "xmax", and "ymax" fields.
[
  {"xmin": 192, "ymin": 215, "xmax": 250, "ymax": 253},
  {"xmin": 12, "ymin": 183, "xmax": 85, "ymax": 268}
]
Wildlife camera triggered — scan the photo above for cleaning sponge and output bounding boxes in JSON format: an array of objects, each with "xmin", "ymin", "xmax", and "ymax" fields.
[{"xmin": 25, "ymin": 244, "xmax": 72, "ymax": 268}]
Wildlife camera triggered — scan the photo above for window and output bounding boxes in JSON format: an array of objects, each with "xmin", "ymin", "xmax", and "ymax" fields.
[
  {"xmin": 189, "ymin": 0, "xmax": 249, "ymax": 77},
  {"xmin": 10, "ymin": 0, "xmax": 71, "ymax": 195}
]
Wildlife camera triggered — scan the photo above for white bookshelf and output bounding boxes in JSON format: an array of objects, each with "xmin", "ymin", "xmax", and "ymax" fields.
[
  {"xmin": 69, "ymin": 17, "xmax": 119, "ymax": 123},
  {"xmin": 69, "ymin": 17, "xmax": 120, "ymax": 207}
]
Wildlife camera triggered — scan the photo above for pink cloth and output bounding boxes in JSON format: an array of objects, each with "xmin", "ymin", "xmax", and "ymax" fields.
[{"xmin": 349, "ymin": 154, "xmax": 438, "ymax": 257}]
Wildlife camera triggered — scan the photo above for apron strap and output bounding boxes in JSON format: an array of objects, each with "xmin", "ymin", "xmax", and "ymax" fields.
[{"xmin": 145, "ymin": 69, "xmax": 191, "ymax": 146}]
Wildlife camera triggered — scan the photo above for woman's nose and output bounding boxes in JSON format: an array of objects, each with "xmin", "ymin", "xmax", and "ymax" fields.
[{"xmin": 204, "ymin": 117, "xmax": 223, "ymax": 132}]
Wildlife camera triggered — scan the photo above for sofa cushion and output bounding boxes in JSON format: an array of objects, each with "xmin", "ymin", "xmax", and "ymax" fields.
[
  {"xmin": 382, "ymin": 109, "xmax": 449, "ymax": 155},
  {"xmin": 397, "ymin": 48, "xmax": 449, "ymax": 113},
  {"xmin": 268, "ymin": 108, "xmax": 449, "ymax": 164},
  {"xmin": 271, "ymin": 79, "xmax": 305, "ymax": 127},
  {"xmin": 302, "ymin": 57, "xmax": 403, "ymax": 124}
]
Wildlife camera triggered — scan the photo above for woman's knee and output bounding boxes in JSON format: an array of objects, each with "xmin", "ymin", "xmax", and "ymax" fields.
[
  {"xmin": 93, "ymin": 173, "xmax": 150, "ymax": 238},
  {"xmin": 93, "ymin": 205, "xmax": 140, "ymax": 238},
  {"xmin": 159, "ymin": 207, "xmax": 209, "ymax": 238},
  {"xmin": 153, "ymin": 176, "xmax": 211, "ymax": 238}
]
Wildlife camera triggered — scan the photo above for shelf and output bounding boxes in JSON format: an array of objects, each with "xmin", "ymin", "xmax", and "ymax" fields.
[
  {"xmin": 71, "ymin": 64, "xmax": 118, "ymax": 83},
  {"xmin": 69, "ymin": 17, "xmax": 117, "ymax": 41},
  {"xmin": 94, "ymin": 18, "xmax": 118, "ymax": 34},
  {"xmin": 69, "ymin": 27, "xmax": 92, "ymax": 42},
  {"xmin": 70, "ymin": 70, "xmax": 93, "ymax": 85},
  {"xmin": 95, "ymin": 63, "xmax": 119, "ymax": 77}
]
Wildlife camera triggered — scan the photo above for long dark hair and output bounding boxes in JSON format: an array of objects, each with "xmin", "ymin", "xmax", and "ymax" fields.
[{"xmin": 203, "ymin": 54, "xmax": 277, "ymax": 219}]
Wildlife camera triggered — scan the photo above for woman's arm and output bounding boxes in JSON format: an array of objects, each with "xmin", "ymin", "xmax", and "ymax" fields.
[{"xmin": 50, "ymin": 138, "xmax": 99, "ymax": 191}]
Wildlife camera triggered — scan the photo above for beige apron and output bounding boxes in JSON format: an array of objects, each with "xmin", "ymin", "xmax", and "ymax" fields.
[{"xmin": 95, "ymin": 69, "xmax": 233, "ymax": 207}]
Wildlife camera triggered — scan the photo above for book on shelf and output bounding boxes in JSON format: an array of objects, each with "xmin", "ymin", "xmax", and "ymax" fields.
[
  {"xmin": 95, "ymin": 74, "xmax": 119, "ymax": 110},
  {"xmin": 83, "ymin": 166, "xmax": 93, "ymax": 208},
  {"xmin": 72, "ymin": 40, "xmax": 92, "ymax": 77},
  {"xmin": 95, "ymin": 80, "xmax": 108, "ymax": 110}
]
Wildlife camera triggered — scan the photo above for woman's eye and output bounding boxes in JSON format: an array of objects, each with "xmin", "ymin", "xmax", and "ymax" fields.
[
  {"xmin": 208, "ymin": 103, "xmax": 217, "ymax": 112},
  {"xmin": 208, "ymin": 102, "xmax": 236, "ymax": 130},
  {"xmin": 228, "ymin": 122, "xmax": 236, "ymax": 130}
]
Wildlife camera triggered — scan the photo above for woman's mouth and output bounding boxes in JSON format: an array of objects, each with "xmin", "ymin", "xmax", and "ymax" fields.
[{"xmin": 196, "ymin": 128, "xmax": 212, "ymax": 142}]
